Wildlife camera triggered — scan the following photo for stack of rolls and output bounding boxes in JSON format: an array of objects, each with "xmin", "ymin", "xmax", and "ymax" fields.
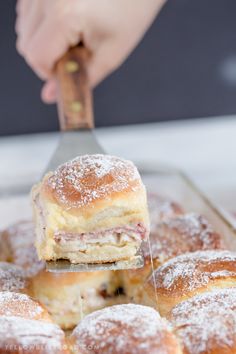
[
  {"xmin": 0, "ymin": 220, "xmax": 122, "ymax": 330},
  {"xmin": 31, "ymin": 154, "xmax": 150, "ymax": 265},
  {"xmin": 134, "ymin": 200, "xmax": 236, "ymax": 354},
  {"xmin": 118, "ymin": 194, "xmax": 236, "ymax": 354},
  {"xmin": 2, "ymin": 189, "xmax": 236, "ymax": 353}
]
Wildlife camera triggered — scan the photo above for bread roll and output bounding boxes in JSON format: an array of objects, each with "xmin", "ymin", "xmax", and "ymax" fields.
[
  {"xmin": 141, "ymin": 250, "xmax": 236, "ymax": 316},
  {"xmin": 30, "ymin": 269, "xmax": 119, "ymax": 330},
  {"xmin": 70, "ymin": 304, "xmax": 182, "ymax": 354},
  {"xmin": 148, "ymin": 193, "xmax": 184, "ymax": 232},
  {"xmin": 0, "ymin": 291, "xmax": 52, "ymax": 322},
  {"xmin": 0, "ymin": 316, "xmax": 69, "ymax": 353},
  {"xmin": 0, "ymin": 220, "xmax": 44, "ymax": 277},
  {"xmin": 123, "ymin": 213, "xmax": 224, "ymax": 300},
  {"xmin": 169, "ymin": 288, "xmax": 236, "ymax": 354},
  {"xmin": 0, "ymin": 262, "xmax": 29, "ymax": 293},
  {"xmin": 0, "ymin": 220, "xmax": 121, "ymax": 329},
  {"xmin": 32, "ymin": 154, "xmax": 149, "ymax": 264}
]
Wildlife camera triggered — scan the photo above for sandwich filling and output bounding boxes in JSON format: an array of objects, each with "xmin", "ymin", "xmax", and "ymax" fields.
[{"xmin": 53, "ymin": 223, "xmax": 147, "ymax": 252}]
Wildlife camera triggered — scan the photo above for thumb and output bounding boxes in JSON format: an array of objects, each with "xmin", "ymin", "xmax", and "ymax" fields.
[{"xmin": 41, "ymin": 79, "xmax": 57, "ymax": 104}]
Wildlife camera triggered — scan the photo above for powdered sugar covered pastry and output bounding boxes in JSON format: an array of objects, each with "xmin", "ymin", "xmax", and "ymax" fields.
[
  {"xmin": 0, "ymin": 220, "xmax": 122, "ymax": 330},
  {"xmin": 0, "ymin": 262, "xmax": 28, "ymax": 293},
  {"xmin": 0, "ymin": 315, "xmax": 69, "ymax": 353},
  {"xmin": 142, "ymin": 250, "xmax": 236, "ymax": 316},
  {"xmin": 0, "ymin": 220, "xmax": 44, "ymax": 277},
  {"xmin": 122, "ymin": 213, "xmax": 225, "ymax": 301},
  {"xmin": 169, "ymin": 288, "xmax": 236, "ymax": 354},
  {"xmin": 70, "ymin": 304, "xmax": 182, "ymax": 354},
  {"xmin": 0, "ymin": 291, "xmax": 52, "ymax": 322},
  {"xmin": 148, "ymin": 193, "xmax": 184, "ymax": 232},
  {"xmin": 142, "ymin": 213, "xmax": 225, "ymax": 266},
  {"xmin": 31, "ymin": 154, "xmax": 149, "ymax": 264}
]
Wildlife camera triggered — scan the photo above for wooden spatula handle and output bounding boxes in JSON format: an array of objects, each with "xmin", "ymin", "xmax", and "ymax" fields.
[{"xmin": 55, "ymin": 46, "xmax": 94, "ymax": 131}]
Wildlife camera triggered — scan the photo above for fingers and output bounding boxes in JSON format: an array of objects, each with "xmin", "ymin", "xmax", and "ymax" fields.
[
  {"xmin": 18, "ymin": 2, "xmax": 44, "ymax": 53},
  {"xmin": 15, "ymin": 0, "xmax": 28, "ymax": 34},
  {"xmin": 16, "ymin": 0, "xmax": 167, "ymax": 100},
  {"xmin": 18, "ymin": 17, "xmax": 71, "ymax": 79},
  {"xmin": 16, "ymin": 1, "xmax": 82, "ymax": 80},
  {"xmin": 41, "ymin": 79, "xmax": 57, "ymax": 104},
  {"xmin": 16, "ymin": 0, "xmax": 43, "ymax": 48}
]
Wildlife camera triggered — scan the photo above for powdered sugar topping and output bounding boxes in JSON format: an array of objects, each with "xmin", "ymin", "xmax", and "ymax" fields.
[
  {"xmin": 47, "ymin": 154, "xmax": 142, "ymax": 209},
  {"xmin": 142, "ymin": 213, "xmax": 225, "ymax": 262},
  {"xmin": 0, "ymin": 262, "xmax": 27, "ymax": 292},
  {"xmin": 4, "ymin": 220, "xmax": 45, "ymax": 277},
  {"xmin": 0, "ymin": 315, "xmax": 66, "ymax": 353},
  {"xmin": 148, "ymin": 193, "xmax": 183, "ymax": 232},
  {"xmin": 170, "ymin": 288, "xmax": 236, "ymax": 354},
  {"xmin": 152, "ymin": 250, "xmax": 236, "ymax": 293},
  {"xmin": 0, "ymin": 292, "xmax": 44, "ymax": 319},
  {"xmin": 72, "ymin": 304, "xmax": 177, "ymax": 354}
]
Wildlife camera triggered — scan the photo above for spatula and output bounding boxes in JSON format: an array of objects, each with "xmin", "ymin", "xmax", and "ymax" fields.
[{"xmin": 45, "ymin": 45, "xmax": 144, "ymax": 272}]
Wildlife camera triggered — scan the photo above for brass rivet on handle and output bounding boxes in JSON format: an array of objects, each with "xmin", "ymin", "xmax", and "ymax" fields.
[
  {"xmin": 65, "ymin": 61, "xmax": 79, "ymax": 73},
  {"xmin": 70, "ymin": 101, "xmax": 82, "ymax": 112}
]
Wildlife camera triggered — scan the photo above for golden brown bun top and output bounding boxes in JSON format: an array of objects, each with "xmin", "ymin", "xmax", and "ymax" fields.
[
  {"xmin": 0, "ymin": 292, "xmax": 52, "ymax": 322},
  {"xmin": 142, "ymin": 213, "xmax": 225, "ymax": 264},
  {"xmin": 71, "ymin": 304, "xmax": 180, "ymax": 354},
  {"xmin": 148, "ymin": 250, "xmax": 236, "ymax": 297},
  {"xmin": 1, "ymin": 220, "xmax": 45, "ymax": 277},
  {"xmin": 0, "ymin": 262, "xmax": 28, "ymax": 292},
  {"xmin": 0, "ymin": 315, "xmax": 68, "ymax": 354},
  {"xmin": 169, "ymin": 288, "xmax": 236, "ymax": 354},
  {"xmin": 42, "ymin": 154, "xmax": 143, "ymax": 210}
]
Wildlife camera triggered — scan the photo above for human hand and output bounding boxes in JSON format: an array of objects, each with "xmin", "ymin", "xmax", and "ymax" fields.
[{"xmin": 16, "ymin": 0, "xmax": 166, "ymax": 103}]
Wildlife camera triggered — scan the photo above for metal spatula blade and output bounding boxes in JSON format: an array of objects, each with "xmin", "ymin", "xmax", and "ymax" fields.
[
  {"xmin": 46, "ymin": 251, "xmax": 144, "ymax": 273},
  {"xmin": 45, "ymin": 130, "xmax": 104, "ymax": 173},
  {"xmin": 43, "ymin": 46, "xmax": 144, "ymax": 272}
]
